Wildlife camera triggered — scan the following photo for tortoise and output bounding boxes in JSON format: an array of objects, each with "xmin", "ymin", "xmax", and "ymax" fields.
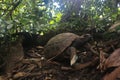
[{"xmin": 44, "ymin": 32, "xmax": 92, "ymax": 66}]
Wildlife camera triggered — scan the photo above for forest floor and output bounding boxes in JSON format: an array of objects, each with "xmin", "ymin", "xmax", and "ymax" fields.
[
  {"xmin": 0, "ymin": 45, "xmax": 101, "ymax": 80},
  {"xmin": 0, "ymin": 33, "xmax": 120, "ymax": 80}
]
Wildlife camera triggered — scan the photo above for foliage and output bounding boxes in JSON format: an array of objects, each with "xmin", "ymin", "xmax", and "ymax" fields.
[
  {"xmin": 58, "ymin": 0, "xmax": 120, "ymax": 32},
  {"xmin": 0, "ymin": 0, "xmax": 120, "ymax": 37}
]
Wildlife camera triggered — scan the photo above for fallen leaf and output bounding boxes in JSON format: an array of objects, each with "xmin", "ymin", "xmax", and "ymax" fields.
[
  {"xmin": 99, "ymin": 49, "xmax": 107, "ymax": 71},
  {"xmin": 13, "ymin": 72, "xmax": 27, "ymax": 79},
  {"xmin": 104, "ymin": 48, "xmax": 120, "ymax": 68},
  {"xmin": 0, "ymin": 76, "xmax": 7, "ymax": 80},
  {"xmin": 102, "ymin": 67, "xmax": 120, "ymax": 80}
]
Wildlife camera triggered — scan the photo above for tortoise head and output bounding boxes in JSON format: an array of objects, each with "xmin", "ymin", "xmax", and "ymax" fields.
[
  {"xmin": 82, "ymin": 34, "xmax": 92, "ymax": 39},
  {"xmin": 72, "ymin": 34, "xmax": 92, "ymax": 49},
  {"xmin": 80, "ymin": 34, "xmax": 92, "ymax": 42}
]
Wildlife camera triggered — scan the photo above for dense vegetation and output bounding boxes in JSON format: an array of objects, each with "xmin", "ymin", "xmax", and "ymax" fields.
[{"xmin": 0, "ymin": 0, "xmax": 120, "ymax": 36}]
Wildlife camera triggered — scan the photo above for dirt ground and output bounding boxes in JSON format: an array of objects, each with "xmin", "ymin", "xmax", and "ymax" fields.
[{"xmin": 0, "ymin": 34, "xmax": 120, "ymax": 80}]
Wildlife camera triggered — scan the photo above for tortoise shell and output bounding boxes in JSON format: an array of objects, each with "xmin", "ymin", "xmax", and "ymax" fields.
[{"xmin": 44, "ymin": 32, "xmax": 91, "ymax": 60}]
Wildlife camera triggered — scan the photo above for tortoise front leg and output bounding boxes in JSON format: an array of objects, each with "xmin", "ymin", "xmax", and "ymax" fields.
[{"xmin": 67, "ymin": 47, "xmax": 78, "ymax": 66}]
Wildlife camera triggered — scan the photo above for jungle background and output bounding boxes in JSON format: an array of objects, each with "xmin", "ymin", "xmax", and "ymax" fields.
[{"xmin": 0, "ymin": 0, "xmax": 120, "ymax": 80}]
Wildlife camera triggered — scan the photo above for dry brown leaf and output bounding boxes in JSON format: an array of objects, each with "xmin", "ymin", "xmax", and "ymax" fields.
[
  {"xmin": 61, "ymin": 66, "xmax": 73, "ymax": 70},
  {"xmin": 13, "ymin": 72, "xmax": 42, "ymax": 79},
  {"xmin": 13, "ymin": 72, "xmax": 27, "ymax": 79},
  {"xmin": 99, "ymin": 48, "xmax": 120, "ymax": 71},
  {"xmin": 0, "ymin": 76, "xmax": 8, "ymax": 80},
  {"xmin": 104, "ymin": 48, "xmax": 120, "ymax": 68},
  {"xmin": 99, "ymin": 49, "xmax": 107, "ymax": 71},
  {"xmin": 102, "ymin": 67, "xmax": 120, "ymax": 80}
]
